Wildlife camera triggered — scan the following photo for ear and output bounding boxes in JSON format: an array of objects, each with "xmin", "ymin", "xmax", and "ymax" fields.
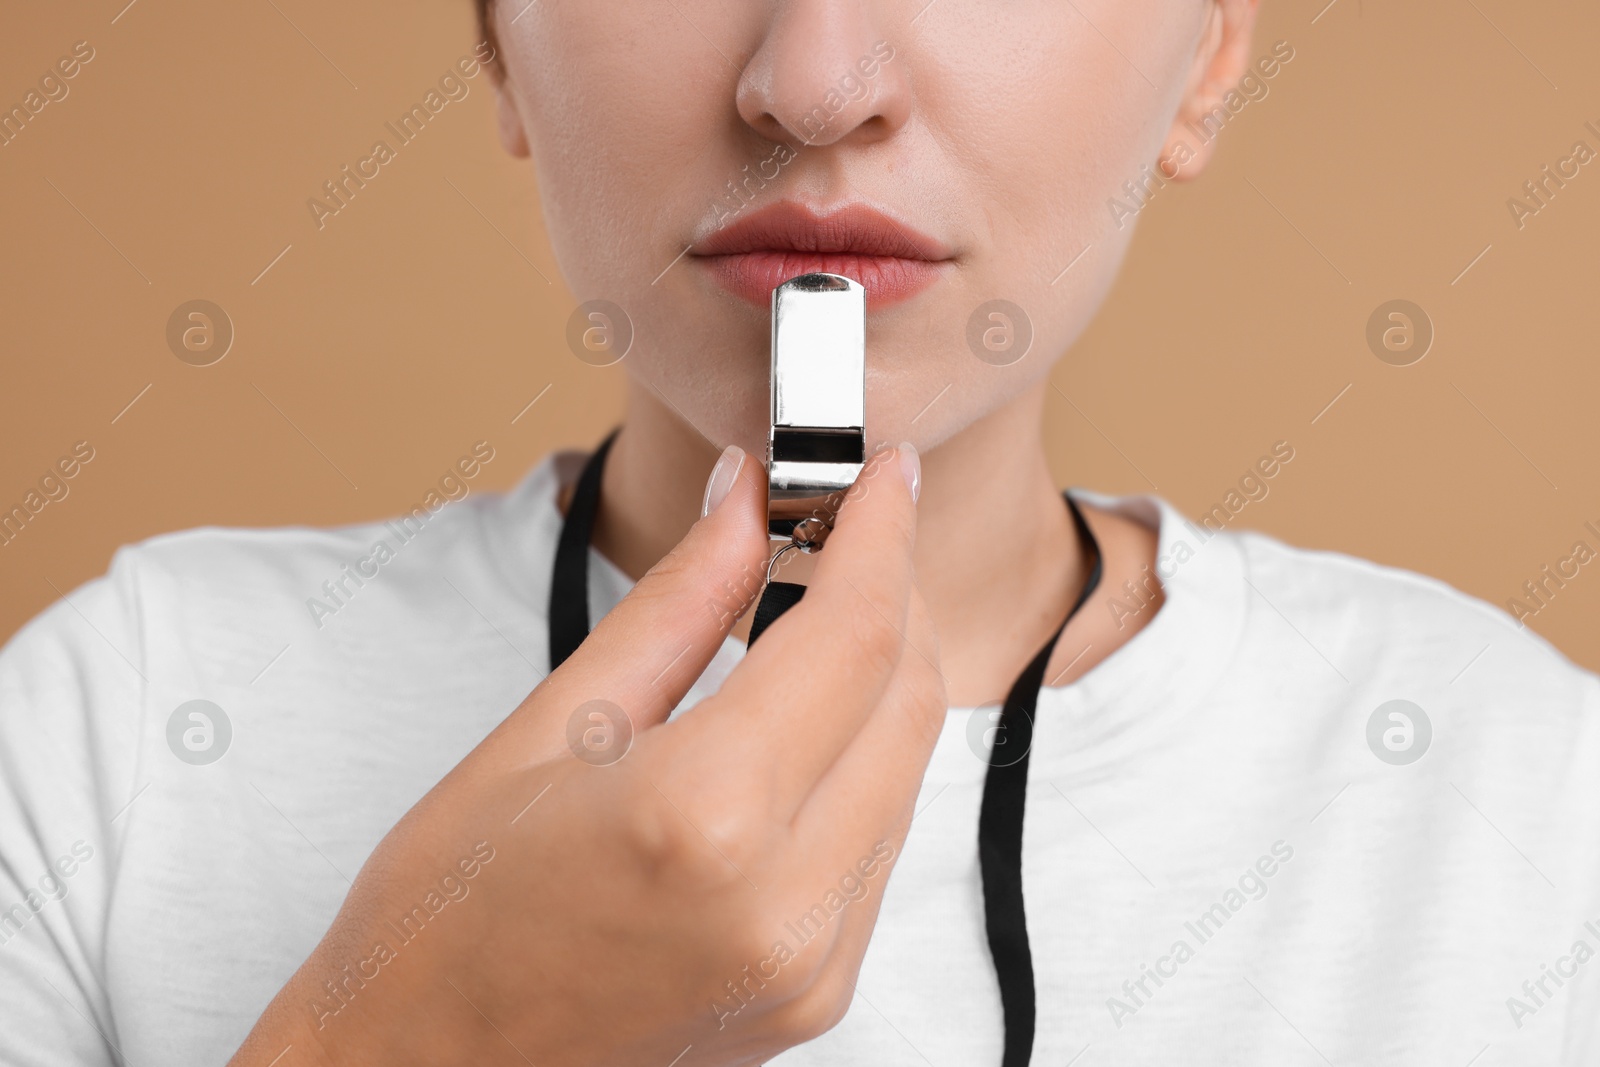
[
  {"xmin": 495, "ymin": 78, "xmax": 530, "ymax": 158},
  {"xmin": 1161, "ymin": 0, "xmax": 1260, "ymax": 182}
]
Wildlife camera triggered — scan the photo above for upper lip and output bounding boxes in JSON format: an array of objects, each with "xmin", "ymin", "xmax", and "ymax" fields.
[{"xmin": 692, "ymin": 201, "xmax": 953, "ymax": 261}]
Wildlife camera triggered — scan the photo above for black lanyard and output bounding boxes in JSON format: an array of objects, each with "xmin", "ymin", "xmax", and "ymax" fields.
[{"xmin": 548, "ymin": 431, "xmax": 1104, "ymax": 1067}]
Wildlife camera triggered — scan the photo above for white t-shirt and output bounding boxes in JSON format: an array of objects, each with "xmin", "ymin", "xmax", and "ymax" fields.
[{"xmin": 1, "ymin": 452, "xmax": 1597, "ymax": 1066}]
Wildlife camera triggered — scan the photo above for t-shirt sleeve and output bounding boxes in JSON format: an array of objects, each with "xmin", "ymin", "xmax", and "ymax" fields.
[
  {"xmin": 1565, "ymin": 672, "xmax": 1600, "ymax": 1064},
  {"xmin": 0, "ymin": 547, "xmax": 147, "ymax": 1066}
]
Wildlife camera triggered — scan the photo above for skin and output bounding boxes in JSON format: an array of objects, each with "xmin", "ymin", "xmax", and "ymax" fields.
[
  {"xmin": 496, "ymin": 0, "xmax": 1259, "ymax": 704},
  {"xmin": 231, "ymin": 2, "xmax": 1259, "ymax": 1063}
]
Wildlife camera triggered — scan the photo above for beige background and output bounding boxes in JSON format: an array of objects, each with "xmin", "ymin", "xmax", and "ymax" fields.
[{"xmin": 2, "ymin": 0, "xmax": 1596, "ymax": 670}]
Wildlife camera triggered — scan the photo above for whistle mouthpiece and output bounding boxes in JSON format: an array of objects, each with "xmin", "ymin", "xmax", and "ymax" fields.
[{"xmin": 768, "ymin": 273, "xmax": 866, "ymax": 548}]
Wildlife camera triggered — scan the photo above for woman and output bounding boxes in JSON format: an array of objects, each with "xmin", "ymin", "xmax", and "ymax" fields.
[{"xmin": 2, "ymin": 2, "xmax": 1596, "ymax": 1065}]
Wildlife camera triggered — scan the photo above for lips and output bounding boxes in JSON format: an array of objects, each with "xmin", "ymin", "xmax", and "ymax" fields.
[{"xmin": 691, "ymin": 202, "xmax": 953, "ymax": 309}]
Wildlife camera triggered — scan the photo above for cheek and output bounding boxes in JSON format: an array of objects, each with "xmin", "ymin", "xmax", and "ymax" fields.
[
  {"xmin": 864, "ymin": 15, "xmax": 1196, "ymax": 448},
  {"xmin": 499, "ymin": 3, "xmax": 773, "ymax": 443},
  {"xmin": 501, "ymin": 5, "xmax": 738, "ymax": 295},
  {"xmin": 916, "ymin": 8, "xmax": 1197, "ymax": 366},
  {"xmin": 947, "ymin": 21, "xmax": 1187, "ymax": 269}
]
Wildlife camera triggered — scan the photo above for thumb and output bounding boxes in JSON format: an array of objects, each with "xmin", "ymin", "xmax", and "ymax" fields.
[{"xmin": 537, "ymin": 444, "xmax": 769, "ymax": 735}]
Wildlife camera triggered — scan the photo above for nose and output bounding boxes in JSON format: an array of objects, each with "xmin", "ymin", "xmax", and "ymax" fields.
[{"xmin": 735, "ymin": 3, "xmax": 910, "ymax": 148}]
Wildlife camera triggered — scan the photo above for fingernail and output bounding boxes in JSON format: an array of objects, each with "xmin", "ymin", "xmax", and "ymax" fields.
[
  {"xmin": 701, "ymin": 445, "xmax": 745, "ymax": 518},
  {"xmin": 897, "ymin": 442, "xmax": 920, "ymax": 503}
]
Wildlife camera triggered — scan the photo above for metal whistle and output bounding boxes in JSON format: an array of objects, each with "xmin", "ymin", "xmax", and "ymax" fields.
[{"xmin": 767, "ymin": 273, "xmax": 866, "ymax": 551}]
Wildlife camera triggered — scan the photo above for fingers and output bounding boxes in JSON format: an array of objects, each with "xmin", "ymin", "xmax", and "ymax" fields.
[
  {"xmin": 793, "ymin": 582, "xmax": 946, "ymax": 856},
  {"xmin": 676, "ymin": 445, "xmax": 924, "ymax": 814},
  {"xmin": 771, "ymin": 586, "xmax": 946, "ymax": 1002},
  {"xmin": 563, "ymin": 443, "xmax": 770, "ymax": 715},
  {"xmin": 497, "ymin": 444, "xmax": 770, "ymax": 765}
]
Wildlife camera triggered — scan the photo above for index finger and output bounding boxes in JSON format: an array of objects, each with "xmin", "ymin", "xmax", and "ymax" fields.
[
  {"xmin": 671, "ymin": 443, "xmax": 926, "ymax": 812},
  {"xmin": 481, "ymin": 443, "xmax": 771, "ymax": 770}
]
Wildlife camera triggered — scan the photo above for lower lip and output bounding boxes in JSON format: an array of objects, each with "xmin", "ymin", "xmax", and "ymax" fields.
[{"xmin": 694, "ymin": 252, "xmax": 948, "ymax": 309}]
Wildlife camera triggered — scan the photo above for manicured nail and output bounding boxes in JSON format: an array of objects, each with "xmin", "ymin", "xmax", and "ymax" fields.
[
  {"xmin": 897, "ymin": 442, "xmax": 920, "ymax": 503},
  {"xmin": 701, "ymin": 445, "xmax": 745, "ymax": 517}
]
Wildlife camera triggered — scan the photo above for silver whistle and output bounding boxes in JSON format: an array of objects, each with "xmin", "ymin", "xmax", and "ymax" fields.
[{"xmin": 767, "ymin": 273, "xmax": 866, "ymax": 551}]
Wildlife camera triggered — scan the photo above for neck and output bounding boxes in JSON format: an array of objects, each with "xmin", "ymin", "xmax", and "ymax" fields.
[{"xmin": 592, "ymin": 379, "xmax": 1089, "ymax": 705}]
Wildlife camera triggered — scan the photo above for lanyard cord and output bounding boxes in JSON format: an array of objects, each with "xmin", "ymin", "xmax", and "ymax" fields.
[
  {"xmin": 980, "ymin": 498, "xmax": 1103, "ymax": 1067},
  {"xmin": 548, "ymin": 432, "xmax": 1104, "ymax": 1066},
  {"xmin": 548, "ymin": 430, "xmax": 617, "ymax": 662}
]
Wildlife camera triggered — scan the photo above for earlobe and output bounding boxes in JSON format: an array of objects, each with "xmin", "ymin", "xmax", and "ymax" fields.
[
  {"xmin": 495, "ymin": 81, "xmax": 531, "ymax": 158},
  {"xmin": 1162, "ymin": 0, "xmax": 1259, "ymax": 183},
  {"xmin": 1158, "ymin": 123, "xmax": 1215, "ymax": 185}
]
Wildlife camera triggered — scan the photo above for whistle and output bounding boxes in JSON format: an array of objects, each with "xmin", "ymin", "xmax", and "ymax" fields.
[{"xmin": 767, "ymin": 273, "xmax": 866, "ymax": 550}]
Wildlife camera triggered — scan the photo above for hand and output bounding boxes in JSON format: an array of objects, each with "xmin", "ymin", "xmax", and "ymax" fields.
[{"xmin": 229, "ymin": 444, "xmax": 945, "ymax": 1067}]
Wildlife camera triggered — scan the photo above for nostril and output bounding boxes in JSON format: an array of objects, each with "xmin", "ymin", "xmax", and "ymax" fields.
[
  {"xmin": 734, "ymin": 16, "xmax": 908, "ymax": 149},
  {"xmin": 755, "ymin": 111, "xmax": 789, "ymax": 142}
]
